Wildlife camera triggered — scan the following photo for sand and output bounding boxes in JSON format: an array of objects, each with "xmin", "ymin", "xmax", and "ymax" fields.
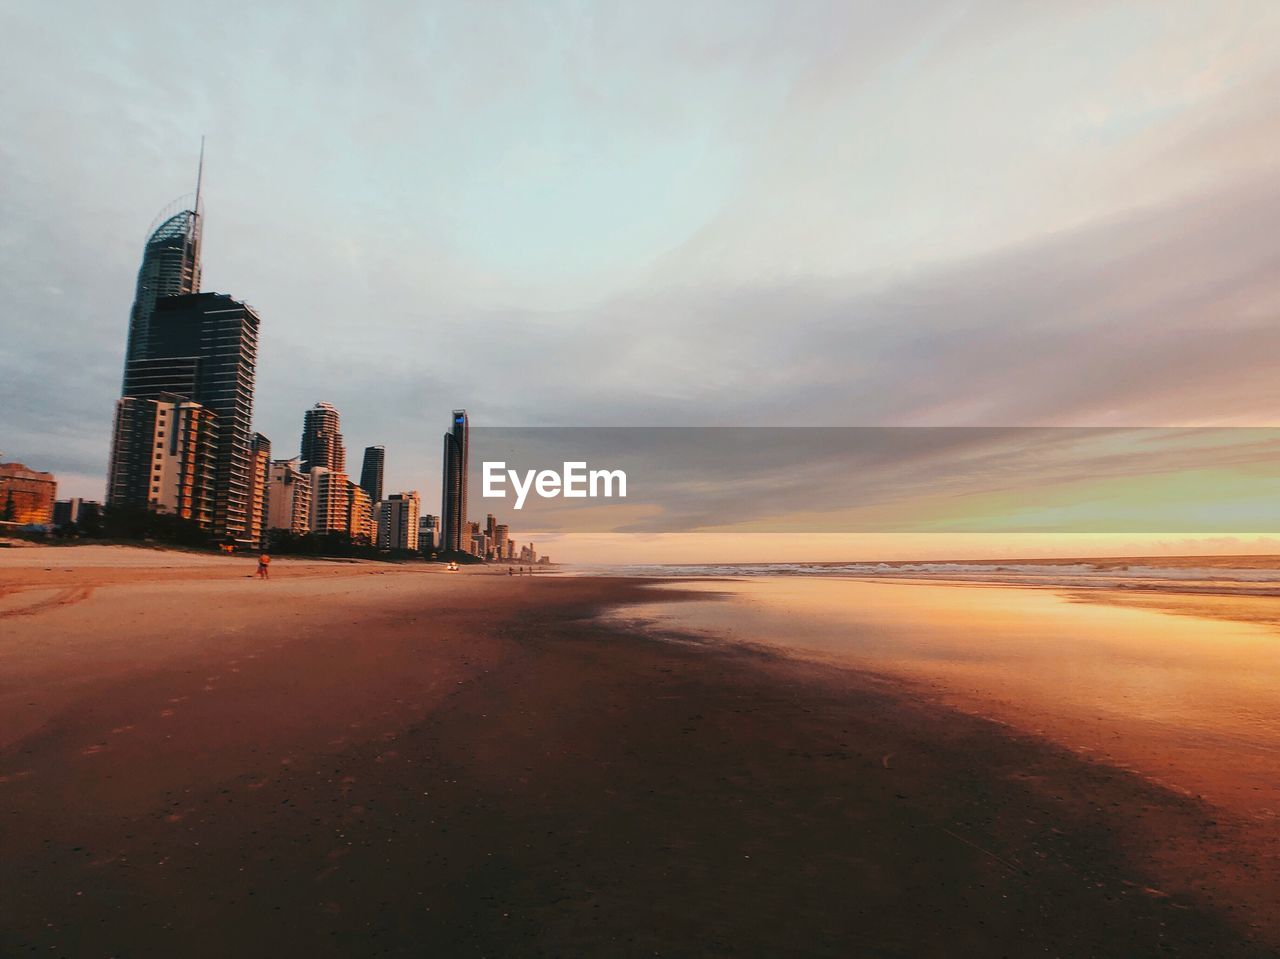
[{"xmin": 1, "ymin": 547, "xmax": 1274, "ymax": 957}]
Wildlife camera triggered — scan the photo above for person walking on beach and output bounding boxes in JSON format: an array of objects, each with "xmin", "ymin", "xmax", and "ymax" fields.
[{"xmin": 257, "ymin": 553, "xmax": 271, "ymax": 580}]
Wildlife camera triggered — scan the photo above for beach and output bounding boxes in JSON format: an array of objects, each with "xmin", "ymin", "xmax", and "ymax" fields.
[{"xmin": 2, "ymin": 547, "xmax": 1277, "ymax": 957}]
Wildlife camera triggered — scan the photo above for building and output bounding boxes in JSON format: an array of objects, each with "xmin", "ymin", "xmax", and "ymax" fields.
[
  {"xmin": 377, "ymin": 491, "xmax": 420, "ymax": 551},
  {"xmin": 107, "ymin": 394, "xmax": 216, "ymax": 527},
  {"xmin": 266, "ymin": 459, "xmax": 311, "ymax": 534},
  {"xmin": 494, "ymin": 523, "xmax": 509, "ymax": 556},
  {"xmin": 300, "ymin": 402, "xmax": 344, "ymax": 474},
  {"xmin": 110, "ymin": 290, "xmax": 261, "ymax": 544},
  {"xmin": 418, "ymin": 513, "xmax": 440, "ymax": 553},
  {"xmin": 0, "ymin": 461, "xmax": 57, "ymax": 526},
  {"xmin": 347, "ymin": 481, "xmax": 374, "ymax": 544},
  {"xmin": 246, "ymin": 434, "xmax": 271, "ymax": 548},
  {"xmin": 359, "ymin": 446, "xmax": 385, "ymax": 504},
  {"xmin": 125, "ymin": 293, "xmax": 261, "ymax": 543},
  {"xmin": 308, "ymin": 467, "xmax": 350, "ymax": 535},
  {"xmin": 440, "ymin": 409, "xmax": 469, "ymax": 553},
  {"xmin": 52, "ymin": 498, "xmax": 102, "ymax": 528},
  {"xmin": 121, "ymin": 155, "xmax": 204, "ymax": 387}
]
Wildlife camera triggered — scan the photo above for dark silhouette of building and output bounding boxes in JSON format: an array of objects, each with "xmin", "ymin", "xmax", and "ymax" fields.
[
  {"xmin": 300, "ymin": 403, "xmax": 345, "ymax": 473},
  {"xmin": 53, "ymin": 498, "xmax": 102, "ymax": 529},
  {"xmin": 360, "ymin": 445, "xmax": 385, "ymax": 503},
  {"xmin": 441, "ymin": 409, "xmax": 468, "ymax": 554}
]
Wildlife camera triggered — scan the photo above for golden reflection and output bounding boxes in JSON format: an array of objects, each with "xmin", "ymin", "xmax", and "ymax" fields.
[{"xmin": 612, "ymin": 578, "xmax": 1280, "ymax": 818}]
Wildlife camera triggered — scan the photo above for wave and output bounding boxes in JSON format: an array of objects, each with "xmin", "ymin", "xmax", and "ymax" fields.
[{"xmin": 596, "ymin": 560, "xmax": 1280, "ymax": 596}]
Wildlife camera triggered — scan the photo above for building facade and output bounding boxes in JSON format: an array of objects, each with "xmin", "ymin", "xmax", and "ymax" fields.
[
  {"xmin": 122, "ymin": 197, "xmax": 202, "ymax": 386},
  {"xmin": 377, "ymin": 491, "xmax": 420, "ymax": 551},
  {"xmin": 139, "ymin": 293, "xmax": 261, "ymax": 544},
  {"xmin": 0, "ymin": 461, "xmax": 57, "ymax": 526},
  {"xmin": 359, "ymin": 446, "xmax": 385, "ymax": 504},
  {"xmin": 246, "ymin": 433, "xmax": 272, "ymax": 548},
  {"xmin": 418, "ymin": 513, "xmax": 440, "ymax": 553},
  {"xmin": 266, "ymin": 459, "xmax": 312, "ymax": 534},
  {"xmin": 308, "ymin": 467, "xmax": 350, "ymax": 535},
  {"xmin": 347, "ymin": 481, "xmax": 374, "ymax": 544},
  {"xmin": 107, "ymin": 394, "xmax": 217, "ymax": 527},
  {"xmin": 440, "ymin": 409, "xmax": 469, "ymax": 553},
  {"xmin": 300, "ymin": 403, "xmax": 345, "ymax": 474},
  {"xmin": 53, "ymin": 498, "xmax": 102, "ymax": 528}
]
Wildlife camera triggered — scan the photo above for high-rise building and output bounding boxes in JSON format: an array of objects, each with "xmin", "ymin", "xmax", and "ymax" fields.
[
  {"xmin": 347, "ymin": 481, "xmax": 373, "ymax": 544},
  {"xmin": 494, "ymin": 523, "xmax": 509, "ymax": 556},
  {"xmin": 359, "ymin": 446, "xmax": 385, "ymax": 504},
  {"xmin": 308, "ymin": 467, "xmax": 350, "ymax": 534},
  {"xmin": 0, "ymin": 461, "xmax": 57, "ymax": 526},
  {"xmin": 116, "ymin": 292, "xmax": 261, "ymax": 544},
  {"xmin": 266, "ymin": 459, "xmax": 311, "ymax": 534},
  {"xmin": 107, "ymin": 394, "xmax": 216, "ymax": 526},
  {"xmin": 300, "ymin": 403, "xmax": 345, "ymax": 474},
  {"xmin": 377, "ymin": 491, "xmax": 420, "ymax": 551},
  {"xmin": 121, "ymin": 151, "xmax": 204, "ymax": 387},
  {"xmin": 246, "ymin": 434, "xmax": 272, "ymax": 548},
  {"xmin": 441, "ymin": 409, "xmax": 468, "ymax": 554}
]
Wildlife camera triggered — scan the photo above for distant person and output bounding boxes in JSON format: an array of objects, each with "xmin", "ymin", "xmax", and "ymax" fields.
[
  {"xmin": 257, "ymin": 553, "xmax": 271, "ymax": 580},
  {"xmin": 508, "ymin": 566, "xmax": 513, "ymax": 577}
]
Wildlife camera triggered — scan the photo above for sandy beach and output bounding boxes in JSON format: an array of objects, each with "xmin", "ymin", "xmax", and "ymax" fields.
[{"xmin": 2, "ymin": 547, "xmax": 1276, "ymax": 957}]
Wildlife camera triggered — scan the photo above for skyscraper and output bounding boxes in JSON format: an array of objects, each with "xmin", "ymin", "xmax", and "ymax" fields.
[
  {"xmin": 441, "ymin": 409, "xmax": 468, "ymax": 554},
  {"xmin": 113, "ymin": 292, "xmax": 262, "ymax": 544},
  {"xmin": 246, "ymin": 433, "xmax": 272, "ymax": 548},
  {"xmin": 359, "ymin": 445, "xmax": 385, "ymax": 504},
  {"xmin": 121, "ymin": 147, "xmax": 204, "ymax": 386},
  {"xmin": 300, "ymin": 403, "xmax": 345, "ymax": 473}
]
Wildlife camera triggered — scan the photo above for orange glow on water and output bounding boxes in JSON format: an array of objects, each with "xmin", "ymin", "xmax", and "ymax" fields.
[{"xmin": 612, "ymin": 578, "xmax": 1280, "ymax": 817}]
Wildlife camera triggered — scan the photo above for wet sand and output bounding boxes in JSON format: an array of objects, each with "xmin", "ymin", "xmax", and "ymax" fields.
[{"xmin": 1, "ymin": 549, "xmax": 1275, "ymax": 956}]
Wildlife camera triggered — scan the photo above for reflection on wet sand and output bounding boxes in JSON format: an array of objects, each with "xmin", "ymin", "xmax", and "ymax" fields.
[{"xmin": 608, "ymin": 577, "xmax": 1280, "ymax": 821}]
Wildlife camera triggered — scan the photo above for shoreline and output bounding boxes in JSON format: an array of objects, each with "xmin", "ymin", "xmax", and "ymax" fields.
[{"xmin": 1, "ymin": 554, "xmax": 1276, "ymax": 955}]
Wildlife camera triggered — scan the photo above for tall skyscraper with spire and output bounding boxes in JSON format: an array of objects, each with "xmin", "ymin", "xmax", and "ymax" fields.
[
  {"xmin": 441, "ymin": 410, "xmax": 469, "ymax": 554},
  {"xmin": 107, "ymin": 143, "xmax": 267, "ymax": 545},
  {"xmin": 121, "ymin": 141, "xmax": 205, "ymax": 384}
]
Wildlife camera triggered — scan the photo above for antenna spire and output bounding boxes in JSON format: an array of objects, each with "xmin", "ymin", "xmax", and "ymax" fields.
[{"xmin": 194, "ymin": 135, "xmax": 205, "ymax": 215}]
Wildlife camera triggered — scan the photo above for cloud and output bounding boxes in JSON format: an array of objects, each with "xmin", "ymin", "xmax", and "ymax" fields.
[{"xmin": 1, "ymin": 0, "xmax": 1278, "ymax": 513}]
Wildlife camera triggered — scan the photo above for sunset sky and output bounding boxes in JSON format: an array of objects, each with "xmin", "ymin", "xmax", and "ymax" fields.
[{"xmin": 2, "ymin": 1, "xmax": 1279, "ymax": 560}]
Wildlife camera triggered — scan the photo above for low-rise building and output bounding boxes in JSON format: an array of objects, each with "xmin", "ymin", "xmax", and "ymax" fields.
[{"xmin": 0, "ymin": 460, "xmax": 57, "ymax": 525}]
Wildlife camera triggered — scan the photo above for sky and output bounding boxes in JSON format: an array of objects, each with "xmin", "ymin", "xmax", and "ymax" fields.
[{"xmin": 2, "ymin": 1, "xmax": 1278, "ymax": 561}]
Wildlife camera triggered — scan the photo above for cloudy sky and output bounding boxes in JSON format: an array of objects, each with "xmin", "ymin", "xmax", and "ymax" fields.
[{"xmin": 2, "ymin": 1, "xmax": 1278, "ymax": 546}]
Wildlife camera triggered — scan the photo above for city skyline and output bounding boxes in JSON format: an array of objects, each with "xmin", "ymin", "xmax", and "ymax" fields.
[{"xmin": 5, "ymin": 2, "xmax": 1279, "ymax": 518}]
